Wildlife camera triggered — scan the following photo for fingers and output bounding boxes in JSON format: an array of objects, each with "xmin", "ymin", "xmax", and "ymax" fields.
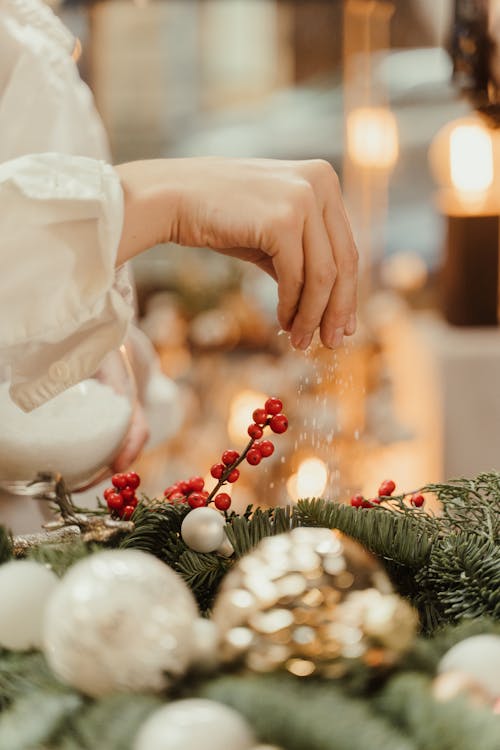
[
  {"xmin": 280, "ymin": 162, "xmax": 357, "ymax": 350},
  {"xmin": 271, "ymin": 228, "xmax": 305, "ymax": 333},
  {"xmin": 287, "ymin": 208, "xmax": 337, "ymax": 350},
  {"xmin": 320, "ymin": 193, "xmax": 359, "ymax": 346}
]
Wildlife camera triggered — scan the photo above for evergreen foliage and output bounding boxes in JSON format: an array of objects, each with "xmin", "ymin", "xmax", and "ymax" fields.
[
  {"xmin": 0, "ymin": 472, "xmax": 499, "ymax": 748},
  {"xmin": 119, "ymin": 472, "xmax": 500, "ymax": 629}
]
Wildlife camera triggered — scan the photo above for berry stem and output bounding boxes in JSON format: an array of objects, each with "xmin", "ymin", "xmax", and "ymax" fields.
[{"xmin": 207, "ymin": 430, "xmax": 265, "ymax": 503}]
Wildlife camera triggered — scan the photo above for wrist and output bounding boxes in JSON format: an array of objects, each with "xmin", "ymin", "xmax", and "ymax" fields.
[{"xmin": 114, "ymin": 160, "xmax": 181, "ymax": 266}]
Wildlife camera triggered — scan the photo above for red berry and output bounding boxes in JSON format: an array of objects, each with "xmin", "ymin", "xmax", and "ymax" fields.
[
  {"xmin": 214, "ymin": 493, "xmax": 231, "ymax": 511},
  {"xmin": 227, "ymin": 469, "xmax": 240, "ymax": 483},
  {"xmin": 269, "ymin": 414, "xmax": 288, "ymax": 434},
  {"xmin": 122, "ymin": 505, "xmax": 136, "ymax": 520},
  {"xmin": 112, "ymin": 473, "xmax": 128, "ymax": 490},
  {"xmin": 411, "ymin": 493, "xmax": 425, "ymax": 508},
  {"xmin": 350, "ymin": 494, "xmax": 364, "ymax": 508},
  {"xmin": 103, "ymin": 487, "xmax": 116, "ymax": 501},
  {"xmin": 177, "ymin": 480, "xmax": 190, "ymax": 494},
  {"xmin": 248, "ymin": 423, "xmax": 264, "ymax": 439},
  {"xmin": 169, "ymin": 492, "xmax": 186, "ymax": 503},
  {"xmin": 246, "ymin": 448, "xmax": 262, "ymax": 466},
  {"xmin": 378, "ymin": 479, "xmax": 396, "ymax": 497},
  {"xmin": 163, "ymin": 484, "xmax": 178, "ymax": 498},
  {"xmin": 265, "ymin": 397, "xmax": 283, "ymax": 415},
  {"xmin": 210, "ymin": 463, "xmax": 225, "ymax": 479},
  {"xmin": 125, "ymin": 472, "xmax": 140, "ymax": 490},
  {"xmin": 362, "ymin": 498, "xmax": 377, "ymax": 508},
  {"xmin": 120, "ymin": 487, "xmax": 136, "ymax": 503},
  {"xmin": 187, "ymin": 476, "xmax": 205, "ymax": 493},
  {"xmin": 222, "ymin": 450, "xmax": 240, "ymax": 467},
  {"xmin": 188, "ymin": 492, "xmax": 208, "ymax": 509},
  {"xmin": 252, "ymin": 408, "xmax": 268, "ymax": 426},
  {"xmin": 106, "ymin": 491, "xmax": 124, "ymax": 511},
  {"xmin": 128, "ymin": 495, "xmax": 138, "ymax": 508},
  {"xmin": 258, "ymin": 440, "xmax": 275, "ymax": 457}
]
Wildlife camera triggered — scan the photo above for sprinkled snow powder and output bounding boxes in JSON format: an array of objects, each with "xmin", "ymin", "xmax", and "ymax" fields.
[{"xmin": 0, "ymin": 381, "xmax": 132, "ymax": 485}]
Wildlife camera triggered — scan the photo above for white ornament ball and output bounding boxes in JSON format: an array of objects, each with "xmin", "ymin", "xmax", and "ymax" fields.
[
  {"xmin": 43, "ymin": 549, "xmax": 198, "ymax": 697},
  {"xmin": 438, "ymin": 634, "xmax": 500, "ymax": 698},
  {"xmin": 181, "ymin": 507, "xmax": 226, "ymax": 553},
  {"xmin": 0, "ymin": 560, "xmax": 58, "ymax": 651},
  {"xmin": 133, "ymin": 698, "xmax": 255, "ymax": 750}
]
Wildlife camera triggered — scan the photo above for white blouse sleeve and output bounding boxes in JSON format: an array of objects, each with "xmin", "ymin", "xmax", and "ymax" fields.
[{"xmin": 0, "ymin": 152, "xmax": 133, "ymax": 412}]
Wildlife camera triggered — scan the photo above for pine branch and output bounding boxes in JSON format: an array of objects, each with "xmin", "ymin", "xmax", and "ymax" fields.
[
  {"xmin": 400, "ymin": 617, "xmax": 500, "ymax": 674},
  {"xmin": 0, "ymin": 690, "xmax": 82, "ymax": 750},
  {"xmin": 52, "ymin": 694, "xmax": 161, "ymax": 750},
  {"xmin": 176, "ymin": 550, "xmax": 230, "ymax": 612},
  {"xmin": 28, "ymin": 541, "xmax": 94, "ymax": 578},
  {"xmin": 295, "ymin": 498, "xmax": 437, "ymax": 568},
  {"xmin": 201, "ymin": 674, "xmax": 415, "ymax": 750},
  {"xmin": 377, "ymin": 672, "xmax": 500, "ymax": 750},
  {"xmin": 225, "ymin": 506, "xmax": 296, "ymax": 557},
  {"xmin": 420, "ymin": 533, "xmax": 500, "ymax": 622}
]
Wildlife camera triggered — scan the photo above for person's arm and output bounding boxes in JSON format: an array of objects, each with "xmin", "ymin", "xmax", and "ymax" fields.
[{"xmin": 115, "ymin": 157, "xmax": 358, "ymax": 351}]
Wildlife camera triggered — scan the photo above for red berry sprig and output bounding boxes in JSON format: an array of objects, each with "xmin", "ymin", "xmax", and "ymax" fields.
[
  {"xmin": 163, "ymin": 396, "xmax": 288, "ymax": 514},
  {"xmin": 350, "ymin": 479, "xmax": 426, "ymax": 511},
  {"xmin": 378, "ymin": 479, "xmax": 396, "ymax": 497},
  {"xmin": 103, "ymin": 472, "xmax": 141, "ymax": 519},
  {"xmin": 163, "ymin": 476, "xmax": 209, "ymax": 508},
  {"xmin": 410, "ymin": 493, "xmax": 425, "ymax": 508}
]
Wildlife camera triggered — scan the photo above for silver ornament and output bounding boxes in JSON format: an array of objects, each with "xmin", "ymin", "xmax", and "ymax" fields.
[
  {"xmin": 213, "ymin": 527, "xmax": 417, "ymax": 678},
  {"xmin": 0, "ymin": 560, "xmax": 58, "ymax": 651},
  {"xmin": 438, "ymin": 635, "xmax": 500, "ymax": 699},
  {"xmin": 133, "ymin": 698, "xmax": 255, "ymax": 750},
  {"xmin": 181, "ymin": 506, "xmax": 226, "ymax": 553},
  {"xmin": 43, "ymin": 549, "xmax": 198, "ymax": 696}
]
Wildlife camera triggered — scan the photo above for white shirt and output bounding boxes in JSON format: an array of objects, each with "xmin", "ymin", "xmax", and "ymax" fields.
[{"xmin": 0, "ymin": 0, "xmax": 132, "ymax": 412}]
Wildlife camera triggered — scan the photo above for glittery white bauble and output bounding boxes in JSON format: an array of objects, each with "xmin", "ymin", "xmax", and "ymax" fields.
[
  {"xmin": 0, "ymin": 560, "xmax": 58, "ymax": 651},
  {"xmin": 181, "ymin": 507, "xmax": 226, "ymax": 553},
  {"xmin": 43, "ymin": 550, "xmax": 198, "ymax": 697},
  {"xmin": 133, "ymin": 699, "xmax": 255, "ymax": 750},
  {"xmin": 438, "ymin": 635, "xmax": 500, "ymax": 698}
]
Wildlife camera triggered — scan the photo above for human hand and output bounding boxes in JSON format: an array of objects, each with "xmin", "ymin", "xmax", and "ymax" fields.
[{"xmin": 116, "ymin": 158, "xmax": 358, "ymax": 351}]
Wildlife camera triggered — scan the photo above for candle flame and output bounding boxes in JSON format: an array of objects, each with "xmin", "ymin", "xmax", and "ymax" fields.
[{"xmin": 449, "ymin": 124, "xmax": 493, "ymax": 195}]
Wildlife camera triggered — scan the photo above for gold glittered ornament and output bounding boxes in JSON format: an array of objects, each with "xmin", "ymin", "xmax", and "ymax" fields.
[{"xmin": 212, "ymin": 527, "xmax": 417, "ymax": 678}]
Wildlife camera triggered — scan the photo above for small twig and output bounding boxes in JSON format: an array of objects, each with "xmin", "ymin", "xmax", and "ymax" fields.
[{"xmin": 12, "ymin": 526, "xmax": 81, "ymax": 556}]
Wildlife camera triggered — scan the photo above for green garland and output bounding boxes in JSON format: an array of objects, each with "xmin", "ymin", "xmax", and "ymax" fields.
[
  {"xmin": 119, "ymin": 472, "xmax": 500, "ymax": 630},
  {"xmin": 0, "ymin": 472, "xmax": 499, "ymax": 749}
]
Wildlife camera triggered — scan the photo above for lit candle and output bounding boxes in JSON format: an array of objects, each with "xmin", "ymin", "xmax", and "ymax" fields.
[{"xmin": 430, "ymin": 115, "xmax": 500, "ymax": 325}]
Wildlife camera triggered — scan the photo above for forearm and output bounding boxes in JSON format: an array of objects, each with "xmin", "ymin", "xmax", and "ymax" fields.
[{"xmin": 114, "ymin": 160, "xmax": 181, "ymax": 266}]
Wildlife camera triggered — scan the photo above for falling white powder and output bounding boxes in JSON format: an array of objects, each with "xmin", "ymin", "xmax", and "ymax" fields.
[{"xmin": 0, "ymin": 381, "xmax": 132, "ymax": 486}]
